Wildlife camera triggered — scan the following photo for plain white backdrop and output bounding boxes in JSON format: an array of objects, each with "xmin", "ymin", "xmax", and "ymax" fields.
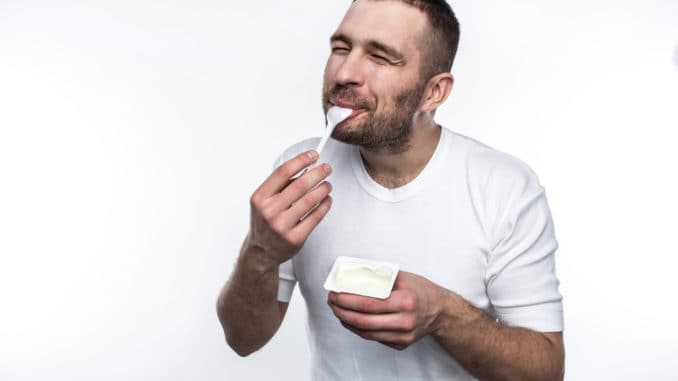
[{"xmin": 1, "ymin": 0, "xmax": 677, "ymax": 380}]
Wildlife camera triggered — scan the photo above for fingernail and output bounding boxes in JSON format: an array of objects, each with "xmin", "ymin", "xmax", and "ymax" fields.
[
  {"xmin": 307, "ymin": 151, "xmax": 319, "ymax": 160},
  {"xmin": 323, "ymin": 164, "xmax": 332, "ymax": 174}
]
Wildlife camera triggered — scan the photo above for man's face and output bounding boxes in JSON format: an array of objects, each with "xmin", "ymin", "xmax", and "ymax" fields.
[{"xmin": 322, "ymin": 0, "xmax": 428, "ymax": 152}]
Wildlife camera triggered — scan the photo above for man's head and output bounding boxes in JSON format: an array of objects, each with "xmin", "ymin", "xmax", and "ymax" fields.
[{"xmin": 322, "ymin": 0, "xmax": 460, "ymax": 152}]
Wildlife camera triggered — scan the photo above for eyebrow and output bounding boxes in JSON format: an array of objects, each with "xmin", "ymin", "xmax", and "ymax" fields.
[{"xmin": 330, "ymin": 33, "xmax": 405, "ymax": 62}]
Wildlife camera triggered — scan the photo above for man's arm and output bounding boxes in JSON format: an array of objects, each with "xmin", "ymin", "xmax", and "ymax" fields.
[
  {"xmin": 216, "ymin": 240, "xmax": 289, "ymax": 357},
  {"xmin": 328, "ymin": 271, "xmax": 564, "ymax": 381},
  {"xmin": 217, "ymin": 150, "xmax": 333, "ymax": 356},
  {"xmin": 433, "ymin": 288, "xmax": 563, "ymax": 381}
]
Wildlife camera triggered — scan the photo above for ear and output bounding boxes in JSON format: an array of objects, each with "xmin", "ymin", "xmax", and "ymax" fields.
[{"xmin": 419, "ymin": 73, "xmax": 454, "ymax": 113}]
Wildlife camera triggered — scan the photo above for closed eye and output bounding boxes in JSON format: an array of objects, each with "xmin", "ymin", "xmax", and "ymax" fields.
[
  {"xmin": 332, "ymin": 47, "xmax": 350, "ymax": 54},
  {"xmin": 370, "ymin": 54, "xmax": 391, "ymax": 64}
]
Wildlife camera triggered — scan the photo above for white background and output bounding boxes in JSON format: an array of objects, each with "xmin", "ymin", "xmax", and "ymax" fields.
[{"xmin": 1, "ymin": 0, "xmax": 677, "ymax": 380}]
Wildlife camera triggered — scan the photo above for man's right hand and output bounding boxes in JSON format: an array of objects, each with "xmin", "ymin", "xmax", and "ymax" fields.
[{"xmin": 245, "ymin": 150, "xmax": 333, "ymax": 266}]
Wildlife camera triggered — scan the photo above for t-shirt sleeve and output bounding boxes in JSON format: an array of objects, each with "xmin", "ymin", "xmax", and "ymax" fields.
[
  {"xmin": 278, "ymin": 258, "xmax": 297, "ymax": 303},
  {"xmin": 482, "ymin": 156, "xmax": 564, "ymax": 332}
]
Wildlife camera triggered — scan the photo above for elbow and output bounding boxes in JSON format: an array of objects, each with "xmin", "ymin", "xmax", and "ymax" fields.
[
  {"xmin": 231, "ymin": 344, "xmax": 256, "ymax": 358},
  {"xmin": 218, "ymin": 312, "xmax": 257, "ymax": 357},
  {"xmin": 226, "ymin": 334, "xmax": 249, "ymax": 357},
  {"xmin": 225, "ymin": 333, "xmax": 257, "ymax": 357},
  {"xmin": 217, "ymin": 298, "xmax": 255, "ymax": 357},
  {"xmin": 234, "ymin": 349, "xmax": 254, "ymax": 358}
]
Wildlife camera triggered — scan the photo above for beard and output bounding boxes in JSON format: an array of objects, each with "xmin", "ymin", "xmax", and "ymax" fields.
[{"xmin": 322, "ymin": 82, "xmax": 426, "ymax": 154}]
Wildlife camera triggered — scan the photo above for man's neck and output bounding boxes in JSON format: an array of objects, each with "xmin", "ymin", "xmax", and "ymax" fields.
[{"xmin": 359, "ymin": 116, "xmax": 442, "ymax": 189}]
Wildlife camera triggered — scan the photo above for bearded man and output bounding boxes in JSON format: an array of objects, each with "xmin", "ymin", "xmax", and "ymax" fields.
[{"xmin": 217, "ymin": 1, "xmax": 565, "ymax": 380}]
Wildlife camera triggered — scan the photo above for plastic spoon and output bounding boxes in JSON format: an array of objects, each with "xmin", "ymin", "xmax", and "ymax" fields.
[
  {"xmin": 316, "ymin": 106, "xmax": 353, "ymax": 156},
  {"xmin": 291, "ymin": 106, "xmax": 353, "ymax": 180}
]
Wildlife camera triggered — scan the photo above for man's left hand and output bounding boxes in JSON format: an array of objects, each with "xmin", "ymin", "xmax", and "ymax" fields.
[{"xmin": 327, "ymin": 271, "xmax": 447, "ymax": 350}]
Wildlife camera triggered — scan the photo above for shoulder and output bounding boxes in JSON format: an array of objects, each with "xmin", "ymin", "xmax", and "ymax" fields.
[
  {"xmin": 450, "ymin": 131, "xmax": 542, "ymax": 194},
  {"xmin": 446, "ymin": 131, "xmax": 551, "ymax": 250},
  {"xmin": 447, "ymin": 131, "xmax": 546, "ymax": 234}
]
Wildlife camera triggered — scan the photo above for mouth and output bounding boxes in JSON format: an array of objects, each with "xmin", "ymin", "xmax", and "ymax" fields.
[{"xmin": 329, "ymin": 99, "xmax": 368, "ymax": 120}]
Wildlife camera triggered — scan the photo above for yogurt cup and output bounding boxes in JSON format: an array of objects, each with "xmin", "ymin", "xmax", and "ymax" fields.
[{"xmin": 323, "ymin": 256, "xmax": 399, "ymax": 299}]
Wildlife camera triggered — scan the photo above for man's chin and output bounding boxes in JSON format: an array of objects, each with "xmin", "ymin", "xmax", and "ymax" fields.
[
  {"xmin": 331, "ymin": 122, "xmax": 364, "ymax": 145},
  {"xmin": 330, "ymin": 129, "xmax": 356, "ymax": 145}
]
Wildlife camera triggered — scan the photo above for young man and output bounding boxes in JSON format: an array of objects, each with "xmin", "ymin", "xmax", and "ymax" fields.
[{"xmin": 218, "ymin": 1, "xmax": 565, "ymax": 380}]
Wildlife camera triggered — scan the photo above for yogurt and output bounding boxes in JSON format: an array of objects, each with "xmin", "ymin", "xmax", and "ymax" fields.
[{"xmin": 324, "ymin": 256, "xmax": 399, "ymax": 299}]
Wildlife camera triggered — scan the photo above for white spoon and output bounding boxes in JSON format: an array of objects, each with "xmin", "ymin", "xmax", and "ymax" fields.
[
  {"xmin": 315, "ymin": 106, "xmax": 353, "ymax": 156},
  {"xmin": 290, "ymin": 106, "xmax": 353, "ymax": 180}
]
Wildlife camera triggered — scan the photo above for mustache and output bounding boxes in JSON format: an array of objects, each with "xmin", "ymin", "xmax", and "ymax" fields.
[{"xmin": 327, "ymin": 86, "xmax": 375, "ymax": 109}]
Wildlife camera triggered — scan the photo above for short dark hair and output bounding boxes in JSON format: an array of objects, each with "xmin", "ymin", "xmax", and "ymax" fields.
[{"xmin": 352, "ymin": 0, "xmax": 461, "ymax": 81}]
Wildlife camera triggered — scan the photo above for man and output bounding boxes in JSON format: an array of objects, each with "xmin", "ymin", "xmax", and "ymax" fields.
[{"xmin": 217, "ymin": 0, "xmax": 565, "ymax": 380}]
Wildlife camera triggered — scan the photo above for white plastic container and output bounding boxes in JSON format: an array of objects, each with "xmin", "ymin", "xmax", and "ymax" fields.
[{"xmin": 323, "ymin": 256, "xmax": 399, "ymax": 299}]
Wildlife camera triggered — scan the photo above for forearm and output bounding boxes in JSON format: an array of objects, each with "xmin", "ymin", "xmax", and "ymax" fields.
[
  {"xmin": 217, "ymin": 243, "xmax": 282, "ymax": 357},
  {"xmin": 432, "ymin": 290, "xmax": 564, "ymax": 381}
]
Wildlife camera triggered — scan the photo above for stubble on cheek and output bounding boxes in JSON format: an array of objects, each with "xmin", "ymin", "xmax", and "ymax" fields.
[{"xmin": 330, "ymin": 86, "xmax": 423, "ymax": 153}]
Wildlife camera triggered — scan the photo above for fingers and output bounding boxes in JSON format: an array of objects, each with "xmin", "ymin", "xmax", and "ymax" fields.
[
  {"xmin": 328, "ymin": 299, "xmax": 416, "ymax": 332},
  {"xmin": 254, "ymin": 150, "xmax": 319, "ymax": 199},
  {"xmin": 254, "ymin": 157, "xmax": 332, "ymax": 221},
  {"xmin": 274, "ymin": 163, "xmax": 332, "ymax": 214},
  {"xmin": 290, "ymin": 195, "xmax": 333, "ymax": 240},
  {"xmin": 328, "ymin": 290, "xmax": 414, "ymax": 314},
  {"xmin": 281, "ymin": 180, "xmax": 332, "ymax": 223},
  {"xmin": 341, "ymin": 322, "xmax": 415, "ymax": 350}
]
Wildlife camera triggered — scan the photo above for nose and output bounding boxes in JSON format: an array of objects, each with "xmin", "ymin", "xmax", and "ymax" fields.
[{"xmin": 334, "ymin": 52, "xmax": 365, "ymax": 87}]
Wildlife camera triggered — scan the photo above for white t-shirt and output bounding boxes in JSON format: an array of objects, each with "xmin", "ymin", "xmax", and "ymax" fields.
[{"xmin": 275, "ymin": 127, "xmax": 563, "ymax": 381}]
